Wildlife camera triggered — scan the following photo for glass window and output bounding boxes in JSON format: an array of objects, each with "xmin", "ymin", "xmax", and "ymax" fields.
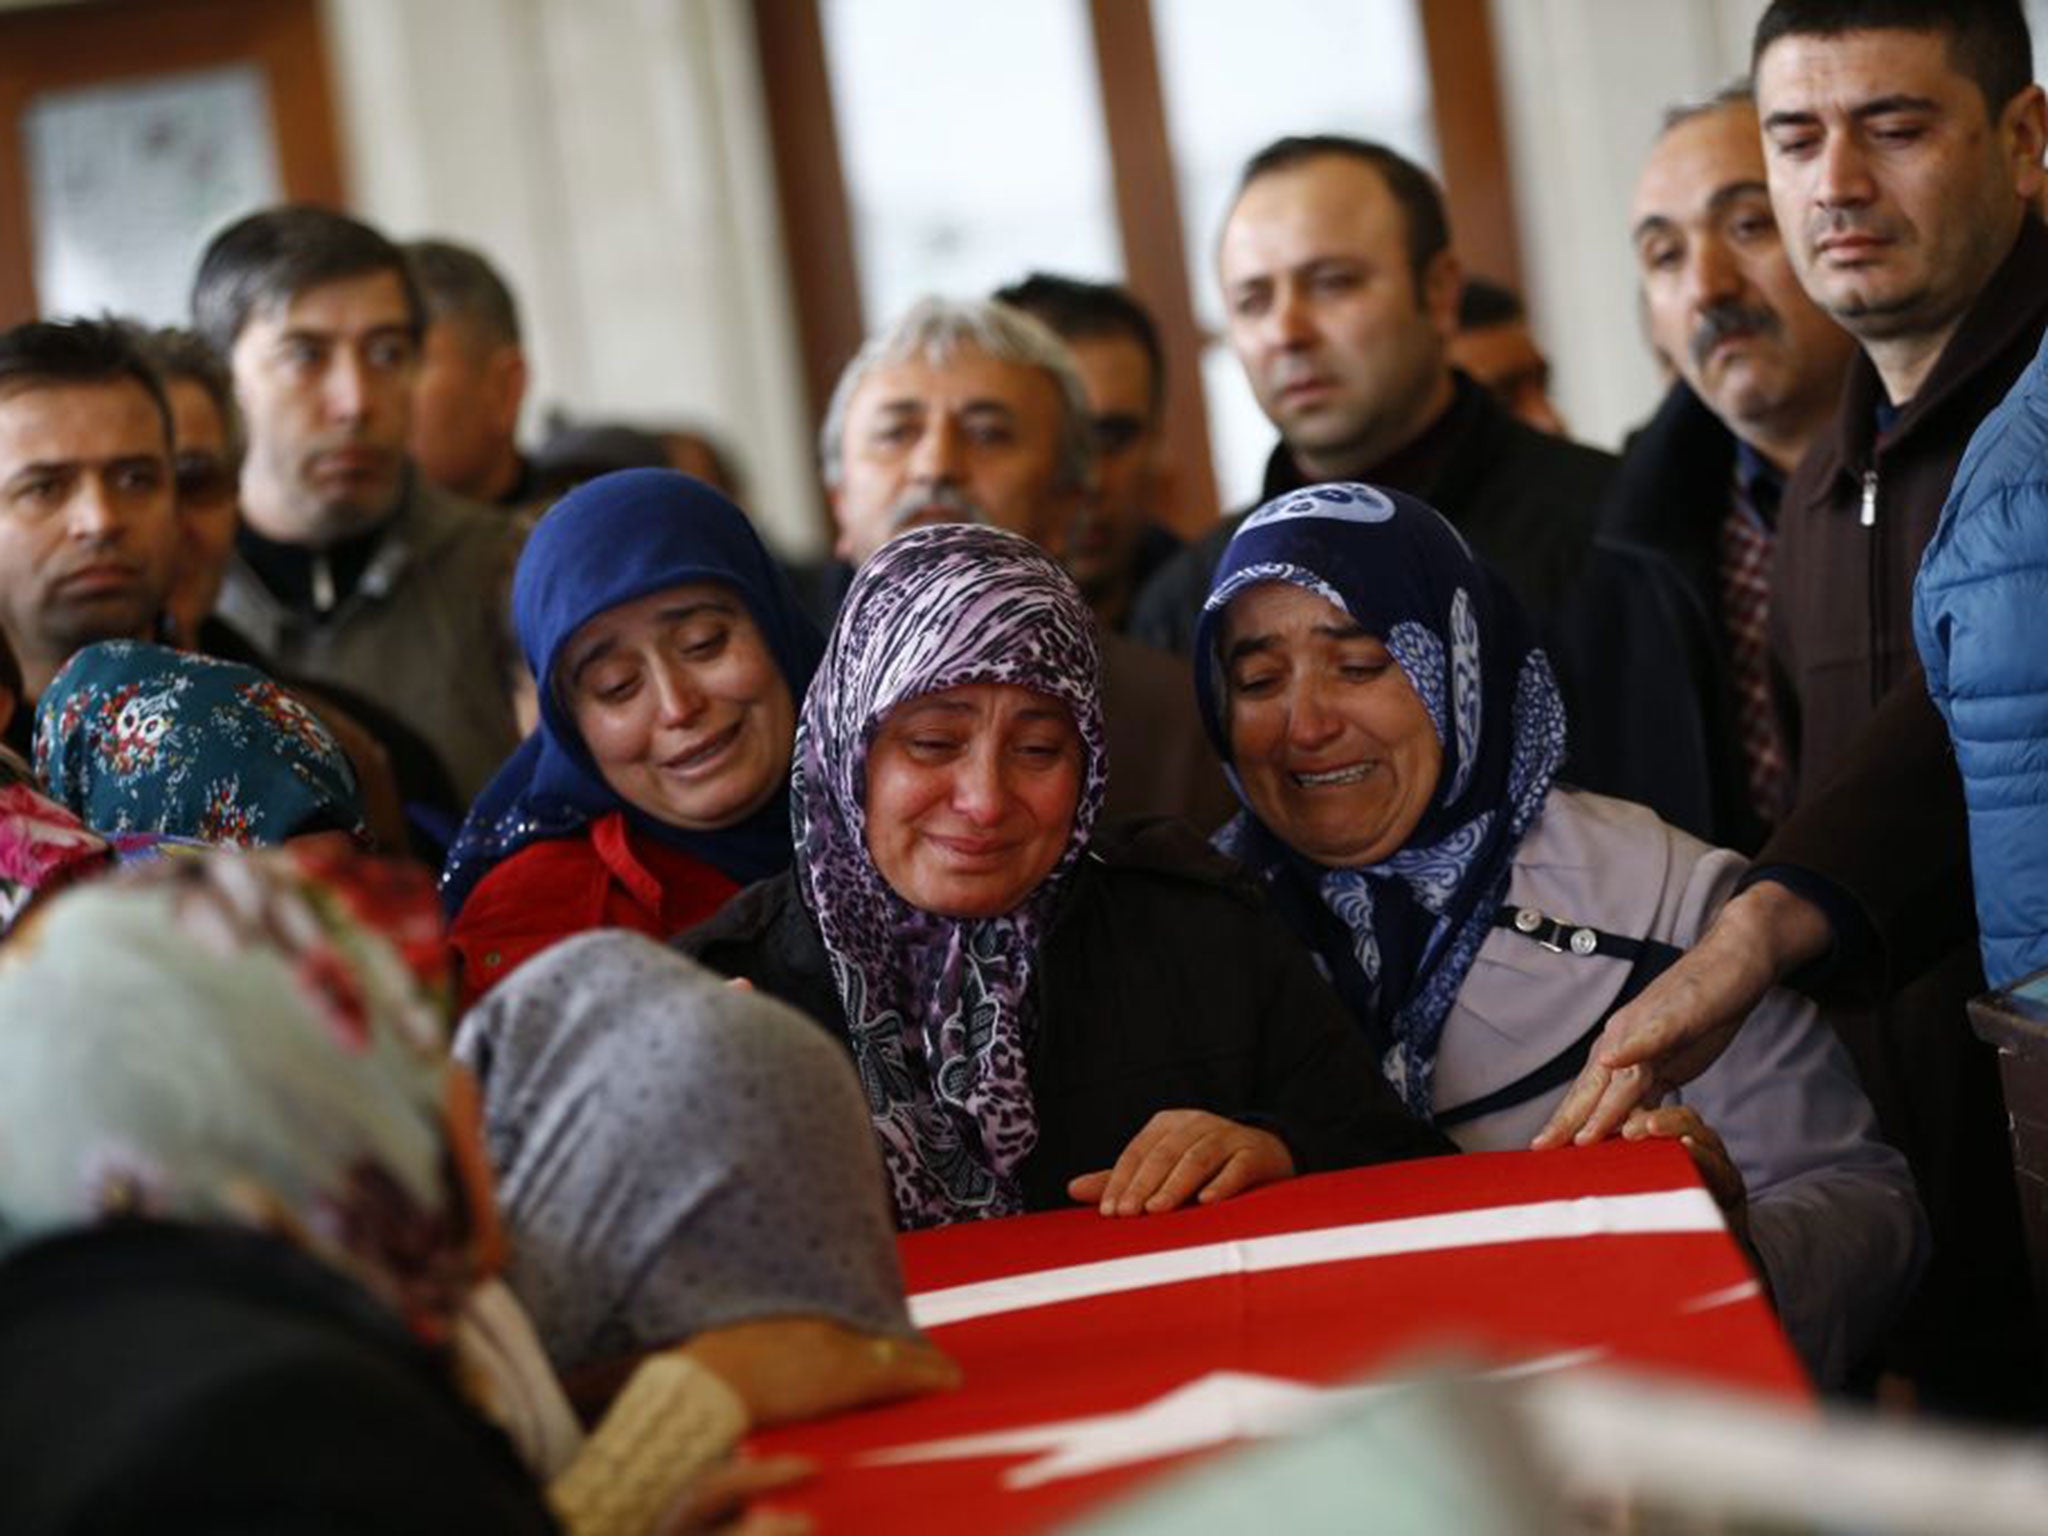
[
  {"xmin": 1151, "ymin": 0, "xmax": 1435, "ymax": 507},
  {"xmin": 820, "ymin": 0, "xmax": 1123, "ymax": 330}
]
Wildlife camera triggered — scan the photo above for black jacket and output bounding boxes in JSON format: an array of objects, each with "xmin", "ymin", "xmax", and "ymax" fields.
[
  {"xmin": 1596, "ymin": 382, "xmax": 1772, "ymax": 852},
  {"xmin": 0, "ymin": 1222, "xmax": 558, "ymax": 1535},
  {"xmin": 679, "ymin": 820, "xmax": 1450, "ymax": 1211}
]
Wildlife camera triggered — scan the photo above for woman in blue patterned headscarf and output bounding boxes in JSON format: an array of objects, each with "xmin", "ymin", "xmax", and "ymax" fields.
[
  {"xmin": 1194, "ymin": 482, "xmax": 1566, "ymax": 1116},
  {"xmin": 684, "ymin": 522, "xmax": 1444, "ymax": 1231},
  {"xmin": 1195, "ymin": 483, "xmax": 1928, "ymax": 1388},
  {"xmin": 442, "ymin": 469, "xmax": 823, "ymax": 1007}
]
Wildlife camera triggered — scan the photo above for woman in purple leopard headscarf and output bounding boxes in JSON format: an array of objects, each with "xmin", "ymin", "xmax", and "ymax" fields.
[{"xmin": 683, "ymin": 523, "xmax": 1447, "ymax": 1230}]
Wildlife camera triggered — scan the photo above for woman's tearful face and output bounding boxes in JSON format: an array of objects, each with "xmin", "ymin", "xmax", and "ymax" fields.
[
  {"xmin": 561, "ymin": 581, "xmax": 795, "ymax": 832},
  {"xmin": 1221, "ymin": 580, "xmax": 1442, "ymax": 868},
  {"xmin": 863, "ymin": 682, "xmax": 1082, "ymax": 918}
]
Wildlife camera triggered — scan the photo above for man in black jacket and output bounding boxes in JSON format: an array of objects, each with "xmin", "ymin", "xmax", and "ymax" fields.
[
  {"xmin": 1132, "ymin": 135, "xmax": 1721, "ymax": 838},
  {"xmin": 1602, "ymin": 88, "xmax": 1856, "ymax": 850}
]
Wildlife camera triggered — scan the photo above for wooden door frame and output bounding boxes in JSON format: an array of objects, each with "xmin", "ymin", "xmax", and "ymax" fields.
[{"xmin": 0, "ymin": 0, "xmax": 344, "ymax": 324}]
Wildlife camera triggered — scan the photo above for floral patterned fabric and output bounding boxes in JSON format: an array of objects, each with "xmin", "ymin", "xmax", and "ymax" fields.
[
  {"xmin": 1193, "ymin": 482, "xmax": 1568, "ymax": 1118},
  {"xmin": 795, "ymin": 524, "xmax": 1107, "ymax": 1229},
  {"xmin": 0, "ymin": 744, "xmax": 112, "ymax": 936},
  {"xmin": 0, "ymin": 848, "xmax": 485, "ymax": 1344},
  {"xmin": 34, "ymin": 641, "xmax": 364, "ymax": 848}
]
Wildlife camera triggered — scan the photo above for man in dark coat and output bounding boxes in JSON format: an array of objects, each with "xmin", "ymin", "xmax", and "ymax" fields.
[
  {"xmin": 1130, "ymin": 134, "xmax": 1721, "ymax": 839},
  {"xmin": 1544, "ymin": 0, "xmax": 2048, "ymax": 1422},
  {"xmin": 1602, "ymin": 87, "xmax": 1856, "ymax": 851}
]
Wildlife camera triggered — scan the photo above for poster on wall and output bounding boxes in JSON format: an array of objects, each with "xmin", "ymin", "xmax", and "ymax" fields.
[{"xmin": 24, "ymin": 64, "xmax": 282, "ymax": 325}]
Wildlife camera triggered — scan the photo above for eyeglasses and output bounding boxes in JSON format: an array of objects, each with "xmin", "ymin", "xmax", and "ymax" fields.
[{"xmin": 174, "ymin": 451, "xmax": 237, "ymax": 508}]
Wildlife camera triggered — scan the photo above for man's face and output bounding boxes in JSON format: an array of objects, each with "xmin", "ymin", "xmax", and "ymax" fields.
[
  {"xmin": 1218, "ymin": 155, "xmax": 1458, "ymax": 477},
  {"xmin": 1757, "ymin": 28, "xmax": 2046, "ymax": 348},
  {"xmin": 230, "ymin": 268, "xmax": 419, "ymax": 544},
  {"xmin": 1063, "ymin": 333, "xmax": 1162, "ymax": 597},
  {"xmin": 0, "ymin": 379, "xmax": 175, "ymax": 688},
  {"xmin": 830, "ymin": 347, "xmax": 1079, "ymax": 564},
  {"xmin": 1632, "ymin": 101, "xmax": 1855, "ymax": 446},
  {"xmin": 409, "ymin": 316, "xmax": 525, "ymax": 502},
  {"xmin": 1447, "ymin": 319, "xmax": 1566, "ymax": 436}
]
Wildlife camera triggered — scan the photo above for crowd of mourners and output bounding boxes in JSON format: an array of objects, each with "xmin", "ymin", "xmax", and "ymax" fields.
[{"xmin": 5, "ymin": 0, "xmax": 2048, "ymax": 1527}]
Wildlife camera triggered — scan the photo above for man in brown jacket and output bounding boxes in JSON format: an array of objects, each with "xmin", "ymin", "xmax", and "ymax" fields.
[{"xmin": 1544, "ymin": 0, "xmax": 2048, "ymax": 1420}]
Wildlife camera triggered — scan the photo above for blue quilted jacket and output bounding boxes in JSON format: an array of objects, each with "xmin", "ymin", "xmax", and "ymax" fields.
[{"xmin": 1915, "ymin": 328, "xmax": 2048, "ymax": 986}]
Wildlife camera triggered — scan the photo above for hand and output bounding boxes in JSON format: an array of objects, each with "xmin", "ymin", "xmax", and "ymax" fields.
[
  {"xmin": 681, "ymin": 1317, "xmax": 961, "ymax": 1429},
  {"xmin": 1067, "ymin": 1110, "xmax": 1295, "ymax": 1217},
  {"xmin": 1531, "ymin": 881, "xmax": 1830, "ymax": 1149},
  {"xmin": 658, "ymin": 1454, "xmax": 815, "ymax": 1536},
  {"xmin": 1621, "ymin": 1103, "xmax": 1749, "ymax": 1246}
]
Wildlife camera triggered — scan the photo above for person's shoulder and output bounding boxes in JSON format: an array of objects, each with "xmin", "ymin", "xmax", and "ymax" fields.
[
  {"xmin": 404, "ymin": 476, "xmax": 527, "ymax": 565},
  {"xmin": 1084, "ymin": 817, "xmax": 1263, "ymax": 904},
  {"xmin": 1516, "ymin": 786, "xmax": 1736, "ymax": 941},
  {"xmin": 1478, "ymin": 395, "xmax": 1617, "ymax": 490},
  {"xmin": 675, "ymin": 868, "xmax": 805, "ymax": 956}
]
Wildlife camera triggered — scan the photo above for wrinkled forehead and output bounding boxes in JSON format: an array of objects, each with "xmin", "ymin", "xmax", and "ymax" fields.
[
  {"xmin": 1754, "ymin": 26, "xmax": 1975, "ymax": 116},
  {"xmin": 1633, "ymin": 102, "xmax": 1767, "ymax": 225}
]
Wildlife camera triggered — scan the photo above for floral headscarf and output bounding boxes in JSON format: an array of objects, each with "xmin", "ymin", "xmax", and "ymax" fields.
[
  {"xmin": 0, "ymin": 848, "xmax": 485, "ymax": 1343},
  {"xmin": 1193, "ymin": 483, "xmax": 1569, "ymax": 1118},
  {"xmin": 442, "ymin": 470, "xmax": 823, "ymax": 916},
  {"xmin": 34, "ymin": 641, "xmax": 364, "ymax": 847},
  {"xmin": 796, "ymin": 524, "xmax": 1107, "ymax": 1228},
  {"xmin": 0, "ymin": 745, "xmax": 111, "ymax": 935}
]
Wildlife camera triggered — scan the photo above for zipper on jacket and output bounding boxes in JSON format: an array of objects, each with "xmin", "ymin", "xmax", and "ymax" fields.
[{"xmin": 1859, "ymin": 468, "xmax": 1878, "ymax": 527}]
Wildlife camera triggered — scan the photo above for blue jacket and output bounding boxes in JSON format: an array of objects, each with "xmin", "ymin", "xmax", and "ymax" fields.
[{"xmin": 1915, "ymin": 327, "xmax": 2048, "ymax": 986}]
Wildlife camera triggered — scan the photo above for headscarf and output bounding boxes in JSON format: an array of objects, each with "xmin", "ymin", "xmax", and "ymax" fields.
[
  {"xmin": 442, "ymin": 469, "xmax": 823, "ymax": 916},
  {"xmin": 1193, "ymin": 483, "xmax": 1568, "ymax": 1118},
  {"xmin": 0, "ymin": 745, "xmax": 112, "ymax": 935},
  {"xmin": 797, "ymin": 523, "xmax": 1107, "ymax": 1229},
  {"xmin": 33, "ymin": 641, "xmax": 364, "ymax": 847},
  {"xmin": 457, "ymin": 931, "xmax": 916, "ymax": 1370},
  {"xmin": 0, "ymin": 848, "xmax": 487, "ymax": 1344}
]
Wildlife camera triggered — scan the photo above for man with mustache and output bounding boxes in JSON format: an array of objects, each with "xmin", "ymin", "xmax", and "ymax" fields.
[
  {"xmin": 196, "ymin": 207, "xmax": 522, "ymax": 806},
  {"xmin": 1545, "ymin": 0, "xmax": 2048, "ymax": 1420},
  {"xmin": 1601, "ymin": 86, "xmax": 1856, "ymax": 851},
  {"xmin": 820, "ymin": 296, "xmax": 1233, "ymax": 829},
  {"xmin": 0, "ymin": 319, "xmax": 178, "ymax": 761}
]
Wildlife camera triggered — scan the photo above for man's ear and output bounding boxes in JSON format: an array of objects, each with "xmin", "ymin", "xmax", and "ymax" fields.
[
  {"xmin": 1420, "ymin": 248, "xmax": 1465, "ymax": 344},
  {"xmin": 487, "ymin": 346, "xmax": 529, "ymax": 438},
  {"xmin": 2003, "ymin": 82, "xmax": 2048, "ymax": 206}
]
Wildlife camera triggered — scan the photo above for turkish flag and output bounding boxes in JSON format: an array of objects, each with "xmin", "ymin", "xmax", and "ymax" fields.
[{"xmin": 754, "ymin": 1141, "xmax": 1807, "ymax": 1532}]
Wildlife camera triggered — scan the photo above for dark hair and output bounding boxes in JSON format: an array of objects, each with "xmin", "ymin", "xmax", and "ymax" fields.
[
  {"xmin": 128, "ymin": 325, "xmax": 242, "ymax": 465},
  {"xmin": 1456, "ymin": 278, "xmax": 1526, "ymax": 330},
  {"xmin": 191, "ymin": 205, "xmax": 423, "ymax": 358},
  {"xmin": 1236, "ymin": 135, "xmax": 1451, "ymax": 287},
  {"xmin": 404, "ymin": 238, "xmax": 522, "ymax": 349},
  {"xmin": 993, "ymin": 273, "xmax": 1166, "ymax": 417},
  {"xmin": 0, "ymin": 318, "xmax": 172, "ymax": 449},
  {"xmin": 1753, "ymin": 0, "xmax": 2032, "ymax": 117}
]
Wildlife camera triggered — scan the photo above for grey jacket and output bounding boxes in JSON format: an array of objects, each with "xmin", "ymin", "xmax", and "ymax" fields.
[
  {"xmin": 217, "ymin": 476, "xmax": 521, "ymax": 806},
  {"xmin": 1436, "ymin": 788, "xmax": 1927, "ymax": 1387}
]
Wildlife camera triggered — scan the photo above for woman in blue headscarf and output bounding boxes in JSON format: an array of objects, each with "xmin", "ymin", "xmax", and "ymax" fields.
[
  {"xmin": 1195, "ymin": 481, "xmax": 1926, "ymax": 1388},
  {"xmin": 443, "ymin": 470, "xmax": 822, "ymax": 1008}
]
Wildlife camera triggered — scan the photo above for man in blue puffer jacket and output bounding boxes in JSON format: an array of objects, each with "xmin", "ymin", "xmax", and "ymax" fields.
[{"xmin": 1915, "ymin": 326, "xmax": 2048, "ymax": 988}]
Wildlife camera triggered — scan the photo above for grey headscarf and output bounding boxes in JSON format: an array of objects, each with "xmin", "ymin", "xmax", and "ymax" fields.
[{"xmin": 454, "ymin": 931, "xmax": 914, "ymax": 1371}]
